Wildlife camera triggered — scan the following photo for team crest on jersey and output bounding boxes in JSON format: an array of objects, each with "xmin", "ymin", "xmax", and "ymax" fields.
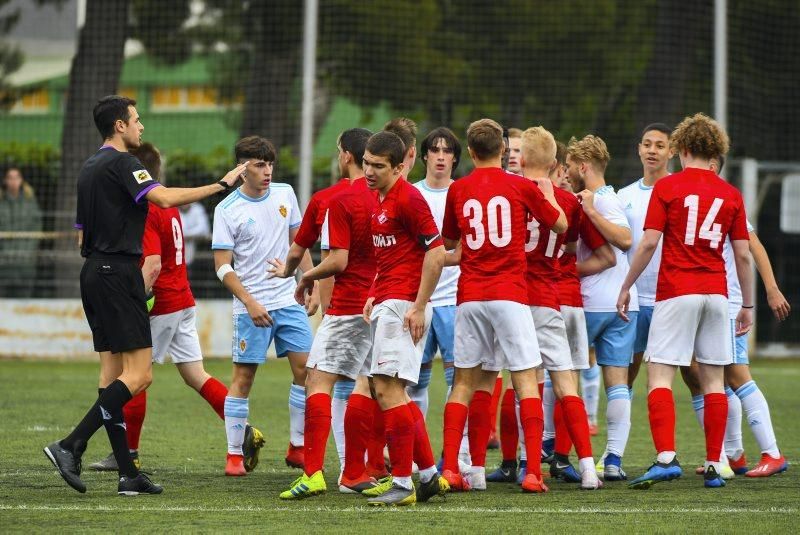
[
  {"xmin": 133, "ymin": 169, "xmax": 152, "ymax": 184},
  {"xmin": 377, "ymin": 210, "xmax": 388, "ymax": 224},
  {"xmin": 239, "ymin": 338, "xmax": 247, "ymax": 352},
  {"xmin": 279, "ymin": 205, "xmax": 287, "ymax": 218}
]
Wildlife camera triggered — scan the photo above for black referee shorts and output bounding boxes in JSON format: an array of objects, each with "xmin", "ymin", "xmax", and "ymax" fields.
[{"xmin": 80, "ymin": 256, "xmax": 152, "ymax": 354}]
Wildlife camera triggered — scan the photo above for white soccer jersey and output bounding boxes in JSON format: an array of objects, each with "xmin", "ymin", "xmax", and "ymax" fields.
[
  {"xmin": 617, "ymin": 178, "xmax": 663, "ymax": 307},
  {"xmin": 414, "ymin": 179, "xmax": 459, "ymax": 307},
  {"xmin": 722, "ymin": 219, "xmax": 754, "ymax": 318},
  {"xmin": 212, "ymin": 184, "xmax": 302, "ymax": 314},
  {"xmin": 577, "ymin": 185, "xmax": 639, "ymax": 312}
]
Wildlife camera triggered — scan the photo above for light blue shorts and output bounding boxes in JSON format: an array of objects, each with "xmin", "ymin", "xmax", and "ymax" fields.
[
  {"xmin": 634, "ymin": 305, "xmax": 654, "ymax": 354},
  {"xmin": 232, "ymin": 304, "xmax": 313, "ymax": 364},
  {"xmin": 585, "ymin": 311, "xmax": 638, "ymax": 368},
  {"xmin": 730, "ymin": 319, "xmax": 749, "ymax": 364},
  {"xmin": 422, "ymin": 305, "xmax": 456, "ymax": 364}
]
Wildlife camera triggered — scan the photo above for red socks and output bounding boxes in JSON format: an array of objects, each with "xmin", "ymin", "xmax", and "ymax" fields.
[
  {"xmin": 199, "ymin": 377, "xmax": 228, "ymax": 420},
  {"xmin": 468, "ymin": 390, "xmax": 492, "ymax": 467},
  {"xmin": 518, "ymin": 397, "xmax": 544, "ymax": 477},
  {"xmin": 123, "ymin": 390, "xmax": 147, "ymax": 451},
  {"xmin": 488, "ymin": 377, "xmax": 502, "ymax": 437},
  {"xmin": 366, "ymin": 399, "xmax": 387, "ymax": 476},
  {"xmin": 553, "ymin": 399, "xmax": 573, "ymax": 456},
  {"xmin": 648, "ymin": 387, "xmax": 676, "ymax": 454},
  {"xmin": 343, "ymin": 393, "xmax": 373, "ymax": 479},
  {"xmin": 303, "ymin": 393, "xmax": 331, "ymax": 476},
  {"xmin": 442, "ymin": 401, "xmax": 469, "ymax": 473},
  {"xmin": 383, "ymin": 405, "xmax": 415, "ymax": 478},
  {"xmin": 704, "ymin": 393, "xmax": 728, "ymax": 462},
  {"xmin": 408, "ymin": 401, "xmax": 436, "ymax": 470},
  {"xmin": 499, "ymin": 388, "xmax": 519, "ymax": 462},
  {"xmin": 561, "ymin": 395, "xmax": 593, "ymax": 459}
]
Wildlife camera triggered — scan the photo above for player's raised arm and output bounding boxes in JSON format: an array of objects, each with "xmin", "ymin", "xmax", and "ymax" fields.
[{"xmin": 146, "ymin": 162, "xmax": 249, "ymax": 208}]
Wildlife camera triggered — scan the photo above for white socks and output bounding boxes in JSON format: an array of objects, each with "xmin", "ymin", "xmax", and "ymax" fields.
[
  {"xmin": 736, "ymin": 381, "xmax": 780, "ymax": 457},
  {"xmin": 288, "ymin": 384, "xmax": 306, "ymax": 447}
]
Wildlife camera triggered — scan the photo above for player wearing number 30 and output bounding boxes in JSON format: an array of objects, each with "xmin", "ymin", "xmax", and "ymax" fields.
[{"xmin": 617, "ymin": 113, "xmax": 754, "ymax": 490}]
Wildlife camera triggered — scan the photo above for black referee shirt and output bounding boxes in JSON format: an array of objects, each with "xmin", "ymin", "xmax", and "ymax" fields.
[{"xmin": 75, "ymin": 147, "xmax": 161, "ymax": 258}]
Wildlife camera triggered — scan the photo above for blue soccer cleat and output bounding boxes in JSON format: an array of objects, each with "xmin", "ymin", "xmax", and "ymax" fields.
[
  {"xmin": 603, "ymin": 453, "xmax": 627, "ymax": 481},
  {"xmin": 516, "ymin": 459, "xmax": 527, "ymax": 485},
  {"xmin": 550, "ymin": 458, "xmax": 581, "ymax": 483},
  {"xmin": 704, "ymin": 465, "xmax": 726, "ymax": 488},
  {"xmin": 541, "ymin": 438, "xmax": 555, "ymax": 464},
  {"xmin": 487, "ymin": 460, "xmax": 517, "ymax": 483},
  {"xmin": 629, "ymin": 458, "xmax": 682, "ymax": 489}
]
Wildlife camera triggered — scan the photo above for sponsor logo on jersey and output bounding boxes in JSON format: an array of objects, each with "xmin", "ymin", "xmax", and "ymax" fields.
[
  {"xmin": 133, "ymin": 169, "xmax": 153, "ymax": 184},
  {"xmin": 373, "ymin": 234, "xmax": 397, "ymax": 247},
  {"xmin": 279, "ymin": 205, "xmax": 287, "ymax": 218}
]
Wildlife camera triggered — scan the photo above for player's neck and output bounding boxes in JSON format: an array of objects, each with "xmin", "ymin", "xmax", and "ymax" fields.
[
  {"xmin": 472, "ymin": 156, "xmax": 502, "ymax": 169},
  {"xmin": 102, "ymin": 137, "xmax": 128, "ymax": 152},
  {"xmin": 424, "ymin": 174, "xmax": 452, "ymax": 189},
  {"xmin": 681, "ymin": 154, "xmax": 713, "ymax": 171},
  {"xmin": 522, "ymin": 167, "xmax": 549, "ymax": 181},
  {"xmin": 642, "ymin": 168, "xmax": 668, "ymax": 186},
  {"xmin": 346, "ymin": 165, "xmax": 363, "ymax": 182},
  {"xmin": 584, "ymin": 173, "xmax": 606, "ymax": 192},
  {"xmin": 241, "ymin": 182, "xmax": 267, "ymax": 199},
  {"xmin": 378, "ymin": 175, "xmax": 401, "ymax": 200}
]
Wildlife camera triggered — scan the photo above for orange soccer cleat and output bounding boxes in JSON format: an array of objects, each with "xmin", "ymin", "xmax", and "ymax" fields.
[
  {"xmin": 521, "ymin": 473, "xmax": 550, "ymax": 493},
  {"xmin": 225, "ymin": 453, "xmax": 247, "ymax": 476},
  {"xmin": 745, "ymin": 453, "xmax": 787, "ymax": 478},
  {"xmin": 285, "ymin": 443, "xmax": 305, "ymax": 469},
  {"xmin": 442, "ymin": 469, "xmax": 471, "ymax": 492}
]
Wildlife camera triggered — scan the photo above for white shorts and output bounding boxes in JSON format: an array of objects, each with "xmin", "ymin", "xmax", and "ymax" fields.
[
  {"xmin": 560, "ymin": 305, "xmax": 589, "ymax": 370},
  {"xmin": 150, "ymin": 307, "xmax": 203, "ymax": 365},
  {"xmin": 530, "ymin": 306, "xmax": 573, "ymax": 371},
  {"xmin": 369, "ymin": 300, "xmax": 431, "ymax": 385},
  {"xmin": 454, "ymin": 300, "xmax": 541, "ymax": 372},
  {"xmin": 645, "ymin": 294, "xmax": 732, "ymax": 367},
  {"xmin": 307, "ymin": 314, "xmax": 372, "ymax": 380}
]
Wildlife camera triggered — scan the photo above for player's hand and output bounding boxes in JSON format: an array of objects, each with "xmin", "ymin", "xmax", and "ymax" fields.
[
  {"xmin": 305, "ymin": 281, "xmax": 320, "ymax": 316},
  {"xmin": 246, "ymin": 299, "xmax": 272, "ymax": 327},
  {"xmin": 267, "ymin": 257, "xmax": 291, "ymax": 279},
  {"xmin": 294, "ymin": 276, "xmax": 314, "ymax": 306},
  {"xmin": 403, "ymin": 305, "xmax": 426, "ymax": 345},
  {"xmin": 576, "ymin": 189, "xmax": 595, "ymax": 213},
  {"xmin": 616, "ymin": 288, "xmax": 631, "ymax": 322},
  {"xmin": 533, "ymin": 177, "xmax": 555, "ymax": 199},
  {"xmin": 221, "ymin": 161, "xmax": 250, "ymax": 187},
  {"xmin": 362, "ymin": 297, "xmax": 375, "ymax": 324},
  {"xmin": 766, "ymin": 288, "xmax": 791, "ymax": 321},
  {"xmin": 735, "ymin": 307, "xmax": 753, "ymax": 336}
]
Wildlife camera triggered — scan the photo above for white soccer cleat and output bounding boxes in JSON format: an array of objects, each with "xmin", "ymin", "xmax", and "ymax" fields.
[
  {"xmin": 580, "ymin": 468, "xmax": 603, "ymax": 490},
  {"xmin": 465, "ymin": 466, "xmax": 487, "ymax": 491}
]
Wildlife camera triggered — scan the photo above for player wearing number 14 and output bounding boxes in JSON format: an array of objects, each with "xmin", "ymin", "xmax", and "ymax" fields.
[{"xmin": 618, "ymin": 113, "xmax": 754, "ymax": 489}]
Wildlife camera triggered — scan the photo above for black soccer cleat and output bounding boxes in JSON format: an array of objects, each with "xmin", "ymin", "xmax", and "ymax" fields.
[
  {"xmin": 118, "ymin": 472, "xmax": 163, "ymax": 496},
  {"xmin": 43, "ymin": 441, "xmax": 86, "ymax": 493}
]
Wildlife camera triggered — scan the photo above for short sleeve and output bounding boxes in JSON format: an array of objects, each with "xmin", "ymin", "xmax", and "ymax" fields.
[
  {"xmin": 142, "ymin": 205, "xmax": 162, "ymax": 257},
  {"xmin": 403, "ymin": 187, "xmax": 442, "ymax": 250},
  {"xmin": 579, "ymin": 212, "xmax": 607, "ymax": 251},
  {"xmin": 442, "ymin": 186, "xmax": 460, "ymax": 241},
  {"xmin": 597, "ymin": 192, "xmax": 629, "ymax": 228},
  {"xmin": 288, "ymin": 188, "xmax": 302, "ymax": 229},
  {"xmin": 522, "ymin": 180, "xmax": 560, "ymax": 229},
  {"xmin": 211, "ymin": 206, "xmax": 235, "ymax": 250},
  {"xmin": 644, "ymin": 182, "xmax": 668, "ymax": 232},
  {"xmin": 327, "ymin": 198, "xmax": 352, "ymax": 251},
  {"xmin": 294, "ymin": 196, "xmax": 320, "ymax": 249},
  {"xmin": 729, "ymin": 196, "xmax": 750, "ymax": 241},
  {"xmin": 117, "ymin": 153, "xmax": 160, "ymax": 203}
]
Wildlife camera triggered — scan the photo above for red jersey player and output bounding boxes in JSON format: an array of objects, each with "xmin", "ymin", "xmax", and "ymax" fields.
[
  {"xmin": 439, "ymin": 119, "xmax": 566, "ymax": 494},
  {"xmin": 359, "ymin": 131, "xmax": 447, "ymax": 506},
  {"xmin": 618, "ymin": 113, "xmax": 754, "ymax": 489},
  {"xmin": 88, "ymin": 143, "xmax": 258, "ymax": 473}
]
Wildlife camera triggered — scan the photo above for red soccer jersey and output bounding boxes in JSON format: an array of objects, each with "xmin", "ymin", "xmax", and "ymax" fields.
[
  {"xmin": 557, "ymin": 210, "xmax": 607, "ymax": 307},
  {"xmin": 294, "ymin": 178, "xmax": 350, "ymax": 249},
  {"xmin": 141, "ymin": 204, "xmax": 195, "ymax": 315},
  {"xmin": 525, "ymin": 185, "xmax": 581, "ymax": 309},
  {"xmin": 645, "ymin": 168, "xmax": 749, "ymax": 301},
  {"xmin": 441, "ymin": 167, "xmax": 561, "ymax": 304},
  {"xmin": 325, "ymin": 178, "xmax": 377, "ymax": 315},
  {"xmin": 371, "ymin": 177, "xmax": 443, "ymax": 304}
]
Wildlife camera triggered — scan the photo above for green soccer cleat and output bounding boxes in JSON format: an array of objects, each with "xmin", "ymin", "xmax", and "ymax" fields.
[
  {"xmin": 242, "ymin": 425, "xmax": 265, "ymax": 472},
  {"xmin": 366, "ymin": 481, "xmax": 416, "ymax": 506},
  {"xmin": 362, "ymin": 476, "xmax": 393, "ymax": 497},
  {"xmin": 279, "ymin": 470, "xmax": 327, "ymax": 500}
]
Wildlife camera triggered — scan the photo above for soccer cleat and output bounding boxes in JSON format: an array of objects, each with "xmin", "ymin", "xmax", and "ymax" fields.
[
  {"xmin": 487, "ymin": 430, "xmax": 500, "ymax": 450},
  {"xmin": 416, "ymin": 475, "xmax": 449, "ymax": 502},
  {"xmin": 465, "ymin": 466, "xmax": 486, "ymax": 490},
  {"xmin": 695, "ymin": 463, "xmax": 735, "ymax": 480},
  {"xmin": 581, "ymin": 468, "xmax": 603, "ymax": 490},
  {"xmin": 550, "ymin": 458, "xmax": 581, "ymax": 483},
  {"xmin": 516, "ymin": 459, "xmax": 528, "ymax": 484},
  {"xmin": 362, "ymin": 476, "xmax": 392, "ymax": 497},
  {"xmin": 595, "ymin": 452, "xmax": 606, "ymax": 473},
  {"xmin": 588, "ymin": 421, "xmax": 599, "ymax": 436},
  {"xmin": 242, "ymin": 425, "xmax": 265, "ymax": 472},
  {"xmin": 729, "ymin": 454, "xmax": 749, "ymax": 475},
  {"xmin": 279, "ymin": 470, "xmax": 327, "ymax": 499},
  {"xmin": 694, "ymin": 465, "xmax": 705, "ymax": 475},
  {"xmin": 541, "ymin": 438, "xmax": 555, "ymax": 464},
  {"xmin": 486, "ymin": 460, "xmax": 517, "ymax": 483},
  {"xmin": 745, "ymin": 453, "xmax": 788, "ymax": 478},
  {"xmin": 629, "ymin": 458, "xmax": 682, "ymax": 489},
  {"xmin": 366, "ymin": 481, "xmax": 416, "ymax": 506},
  {"xmin": 118, "ymin": 473, "xmax": 163, "ymax": 496},
  {"xmin": 225, "ymin": 453, "xmax": 247, "ymax": 476},
  {"xmin": 603, "ymin": 454, "xmax": 627, "ymax": 481},
  {"xmin": 285, "ymin": 443, "xmax": 304, "ymax": 469},
  {"xmin": 442, "ymin": 469, "xmax": 471, "ymax": 492},
  {"xmin": 338, "ymin": 473, "xmax": 378, "ymax": 494},
  {"xmin": 366, "ymin": 467, "xmax": 391, "ymax": 481},
  {"xmin": 43, "ymin": 441, "xmax": 86, "ymax": 493},
  {"xmin": 89, "ymin": 451, "xmax": 141, "ymax": 472},
  {"xmin": 521, "ymin": 473, "xmax": 549, "ymax": 493},
  {"xmin": 704, "ymin": 465, "xmax": 726, "ymax": 488}
]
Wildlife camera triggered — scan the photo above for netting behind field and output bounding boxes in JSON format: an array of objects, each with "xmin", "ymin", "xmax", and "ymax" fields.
[{"xmin": 0, "ymin": 0, "xmax": 798, "ymax": 344}]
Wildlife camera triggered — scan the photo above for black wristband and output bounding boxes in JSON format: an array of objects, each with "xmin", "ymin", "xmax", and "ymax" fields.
[
  {"xmin": 217, "ymin": 179, "xmax": 233, "ymax": 192},
  {"xmin": 741, "ymin": 305, "xmax": 754, "ymax": 309}
]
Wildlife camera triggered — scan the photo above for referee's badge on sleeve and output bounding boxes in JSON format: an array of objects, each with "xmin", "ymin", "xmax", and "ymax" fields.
[{"xmin": 133, "ymin": 170, "xmax": 152, "ymax": 184}]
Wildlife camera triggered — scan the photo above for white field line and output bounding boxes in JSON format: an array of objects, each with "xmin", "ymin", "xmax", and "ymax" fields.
[{"xmin": 0, "ymin": 504, "xmax": 796, "ymax": 514}]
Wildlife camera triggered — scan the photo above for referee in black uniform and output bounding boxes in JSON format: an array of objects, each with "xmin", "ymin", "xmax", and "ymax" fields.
[{"xmin": 44, "ymin": 95, "xmax": 248, "ymax": 495}]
